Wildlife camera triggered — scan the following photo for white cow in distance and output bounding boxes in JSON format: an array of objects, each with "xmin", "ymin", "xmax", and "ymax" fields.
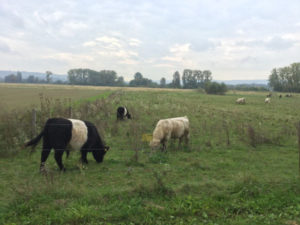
[
  {"xmin": 265, "ymin": 97, "xmax": 271, "ymax": 103},
  {"xmin": 236, "ymin": 97, "xmax": 246, "ymax": 104}
]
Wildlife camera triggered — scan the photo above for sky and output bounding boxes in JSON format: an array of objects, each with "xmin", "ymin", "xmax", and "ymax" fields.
[{"xmin": 0, "ymin": 0, "xmax": 299, "ymax": 81}]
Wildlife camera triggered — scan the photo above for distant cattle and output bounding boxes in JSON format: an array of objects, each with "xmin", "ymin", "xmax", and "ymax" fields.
[
  {"xmin": 279, "ymin": 94, "xmax": 282, "ymax": 98},
  {"xmin": 236, "ymin": 97, "xmax": 246, "ymax": 104},
  {"xmin": 265, "ymin": 97, "xmax": 271, "ymax": 103},
  {"xmin": 25, "ymin": 118, "xmax": 109, "ymax": 171},
  {"xmin": 150, "ymin": 116, "xmax": 189, "ymax": 151},
  {"xmin": 266, "ymin": 93, "xmax": 272, "ymax": 97},
  {"xmin": 285, "ymin": 94, "xmax": 292, "ymax": 97},
  {"xmin": 117, "ymin": 106, "xmax": 131, "ymax": 120}
]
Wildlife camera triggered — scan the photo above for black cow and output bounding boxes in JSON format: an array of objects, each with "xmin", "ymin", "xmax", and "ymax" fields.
[
  {"xmin": 117, "ymin": 106, "xmax": 131, "ymax": 120},
  {"xmin": 25, "ymin": 118, "xmax": 109, "ymax": 171}
]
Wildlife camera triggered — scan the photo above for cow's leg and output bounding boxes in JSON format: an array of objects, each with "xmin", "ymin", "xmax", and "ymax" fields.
[
  {"xmin": 178, "ymin": 137, "xmax": 183, "ymax": 149},
  {"xmin": 54, "ymin": 149, "xmax": 65, "ymax": 171},
  {"xmin": 40, "ymin": 140, "xmax": 51, "ymax": 171},
  {"xmin": 162, "ymin": 141, "xmax": 167, "ymax": 151},
  {"xmin": 184, "ymin": 132, "xmax": 189, "ymax": 145},
  {"xmin": 81, "ymin": 150, "xmax": 88, "ymax": 164}
]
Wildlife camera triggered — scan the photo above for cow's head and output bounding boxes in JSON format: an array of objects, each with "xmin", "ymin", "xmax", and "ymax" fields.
[
  {"xmin": 149, "ymin": 139, "xmax": 160, "ymax": 149},
  {"xmin": 93, "ymin": 146, "xmax": 110, "ymax": 163}
]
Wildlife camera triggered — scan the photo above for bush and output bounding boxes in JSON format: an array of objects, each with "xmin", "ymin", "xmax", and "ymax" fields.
[{"xmin": 204, "ymin": 82, "xmax": 227, "ymax": 95}]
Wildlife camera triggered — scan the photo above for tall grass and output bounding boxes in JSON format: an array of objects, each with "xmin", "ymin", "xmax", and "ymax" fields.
[{"xmin": 0, "ymin": 91, "xmax": 121, "ymax": 156}]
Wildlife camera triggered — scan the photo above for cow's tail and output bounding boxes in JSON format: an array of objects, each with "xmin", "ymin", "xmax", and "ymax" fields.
[{"xmin": 24, "ymin": 129, "xmax": 44, "ymax": 150}]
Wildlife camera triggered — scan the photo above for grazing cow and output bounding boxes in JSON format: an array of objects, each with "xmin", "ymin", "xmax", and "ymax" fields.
[
  {"xmin": 25, "ymin": 118, "xmax": 109, "ymax": 171},
  {"xmin": 285, "ymin": 94, "xmax": 292, "ymax": 97},
  {"xmin": 150, "ymin": 116, "xmax": 189, "ymax": 151},
  {"xmin": 266, "ymin": 93, "xmax": 272, "ymax": 97},
  {"xmin": 117, "ymin": 106, "xmax": 131, "ymax": 120},
  {"xmin": 236, "ymin": 97, "xmax": 246, "ymax": 104},
  {"xmin": 265, "ymin": 97, "xmax": 271, "ymax": 103},
  {"xmin": 279, "ymin": 94, "xmax": 282, "ymax": 98}
]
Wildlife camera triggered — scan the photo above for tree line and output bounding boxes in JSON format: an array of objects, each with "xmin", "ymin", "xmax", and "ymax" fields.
[
  {"xmin": 2, "ymin": 68, "xmax": 227, "ymax": 94},
  {"xmin": 268, "ymin": 62, "xmax": 300, "ymax": 92},
  {"xmin": 67, "ymin": 68, "xmax": 226, "ymax": 93},
  {"xmin": 3, "ymin": 71, "xmax": 65, "ymax": 84}
]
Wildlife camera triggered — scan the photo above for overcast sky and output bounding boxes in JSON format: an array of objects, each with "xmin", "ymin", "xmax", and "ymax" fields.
[{"xmin": 0, "ymin": 0, "xmax": 299, "ymax": 81}]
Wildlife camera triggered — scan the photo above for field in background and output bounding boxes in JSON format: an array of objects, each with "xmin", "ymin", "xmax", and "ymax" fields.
[
  {"xmin": 0, "ymin": 83, "xmax": 192, "ymax": 111},
  {"xmin": 1, "ymin": 83, "xmax": 300, "ymax": 225}
]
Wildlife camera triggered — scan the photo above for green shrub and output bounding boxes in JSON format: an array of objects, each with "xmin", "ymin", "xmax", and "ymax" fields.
[{"xmin": 204, "ymin": 81, "xmax": 227, "ymax": 95}]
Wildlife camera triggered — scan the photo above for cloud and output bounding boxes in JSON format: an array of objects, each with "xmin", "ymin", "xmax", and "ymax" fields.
[
  {"xmin": 169, "ymin": 43, "xmax": 190, "ymax": 53},
  {"xmin": 45, "ymin": 53, "xmax": 94, "ymax": 63},
  {"xmin": 0, "ymin": 41, "xmax": 12, "ymax": 53},
  {"xmin": 96, "ymin": 36, "xmax": 122, "ymax": 49},
  {"xmin": 190, "ymin": 39, "xmax": 216, "ymax": 52},
  {"xmin": 265, "ymin": 36, "xmax": 295, "ymax": 50},
  {"xmin": 83, "ymin": 35, "xmax": 140, "ymax": 66},
  {"xmin": 161, "ymin": 56, "xmax": 182, "ymax": 62},
  {"xmin": 83, "ymin": 41, "xmax": 97, "ymax": 47},
  {"xmin": 129, "ymin": 38, "xmax": 142, "ymax": 47},
  {"xmin": 235, "ymin": 36, "xmax": 296, "ymax": 51},
  {"xmin": 162, "ymin": 43, "xmax": 191, "ymax": 63},
  {"xmin": 153, "ymin": 63, "xmax": 174, "ymax": 68}
]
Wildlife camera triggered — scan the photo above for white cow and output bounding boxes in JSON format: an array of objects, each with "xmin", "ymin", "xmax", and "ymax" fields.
[
  {"xmin": 265, "ymin": 97, "xmax": 271, "ymax": 103},
  {"xmin": 150, "ymin": 116, "xmax": 189, "ymax": 151},
  {"xmin": 236, "ymin": 97, "xmax": 246, "ymax": 104}
]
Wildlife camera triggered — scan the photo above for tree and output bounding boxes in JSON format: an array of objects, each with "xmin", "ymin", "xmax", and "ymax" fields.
[
  {"xmin": 99, "ymin": 70, "xmax": 117, "ymax": 86},
  {"xmin": 26, "ymin": 75, "xmax": 36, "ymax": 83},
  {"xmin": 129, "ymin": 72, "xmax": 158, "ymax": 87},
  {"xmin": 134, "ymin": 72, "xmax": 143, "ymax": 81},
  {"xmin": 203, "ymin": 70, "xmax": 212, "ymax": 82},
  {"xmin": 46, "ymin": 71, "xmax": 52, "ymax": 83},
  {"xmin": 4, "ymin": 74, "xmax": 17, "ymax": 83},
  {"xmin": 269, "ymin": 68, "xmax": 281, "ymax": 91},
  {"xmin": 193, "ymin": 70, "xmax": 203, "ymax": 87},
  {"xmin": 204, "ymin": 82, "xmax": 227, "ymax": 95},
  {"xmin": 67, "ymin": 68, "xmax": 122, "ymax": 86},
  {"xmin": 182, "ymin": 69, "xmax": 197, "ymax": 89},
  {"xmin": 68, "ymin": 69, "xmax": 89, "ymax": 85},
  {"xmin": 181, "ymin": 69, "xmax": 212, "ymax": 89},
  {"xmin": 160, "ymin": 77, "xmax": 166, "ymax": 88},
  {"xmin": 16, "ymin": 71, "xmax": 22, "ymax": 83},
  {"xmin": 268, "ymin": 62, "xmax": 300, "ymax": 92},
  {"xmin": 171, "ymin": 71, "xmax": 181, "ymax": 88},
  {"xmin": 116, "ymin": 76, "xmax": 125, "ymax": 86}
]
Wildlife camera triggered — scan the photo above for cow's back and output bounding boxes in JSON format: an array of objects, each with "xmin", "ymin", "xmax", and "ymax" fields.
[
  {"xmin": 45, "ymin": 118, "xmax": 72, "ymax": 146},
  {"xmin": 68, "ymin": 119, "xmax": 88, "ymax": 150},
  {"xmin": 170, "ymin": 118, "xmax": 189, "ymax": 138}
]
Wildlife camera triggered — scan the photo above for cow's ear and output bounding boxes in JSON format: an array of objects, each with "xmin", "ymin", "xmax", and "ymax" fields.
[{"xmin": 105, "ymin": 146, "xmax": 110, "ymax": 152}]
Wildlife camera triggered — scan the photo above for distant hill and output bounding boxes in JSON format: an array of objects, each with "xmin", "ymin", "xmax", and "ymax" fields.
[
  {"xmin": 216, "ymin": 80, "xmax": 268, "ymax": 86},
  {"xmin": 0, "ymin": 70, "xmax": 67, "ymax": 81},
  {"xmin": 162, "ymin": 79, "xmax": 269, "ymax": 86}
]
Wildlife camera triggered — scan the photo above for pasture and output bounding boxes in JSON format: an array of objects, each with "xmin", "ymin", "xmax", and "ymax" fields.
[{"xmin": 1, "ymin": 84, "xmax": 300, "ymax": 225}]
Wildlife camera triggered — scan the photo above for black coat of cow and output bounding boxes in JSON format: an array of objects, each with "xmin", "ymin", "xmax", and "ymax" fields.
[
  {"xmin": 117, "ymin": 106, "xmax": 131, "ymax": 120},
  {"xmin": 25, "ymin": 118, "xmax": 109, "ymax": 171}
]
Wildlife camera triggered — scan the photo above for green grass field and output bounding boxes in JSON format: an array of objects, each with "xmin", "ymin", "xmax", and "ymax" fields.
[{"xmin": 1, "ymin": 84, "xmax": 300, "ymax": 225}]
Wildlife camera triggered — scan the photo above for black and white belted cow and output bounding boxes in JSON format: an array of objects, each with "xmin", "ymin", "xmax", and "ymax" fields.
[
  {"xmin": 24, "ymin": 118, "xmax": 109, "ymax": 171},
  {"xmin": 117, "ymin": 106, "xmax": 131, "ymax": 120}
]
